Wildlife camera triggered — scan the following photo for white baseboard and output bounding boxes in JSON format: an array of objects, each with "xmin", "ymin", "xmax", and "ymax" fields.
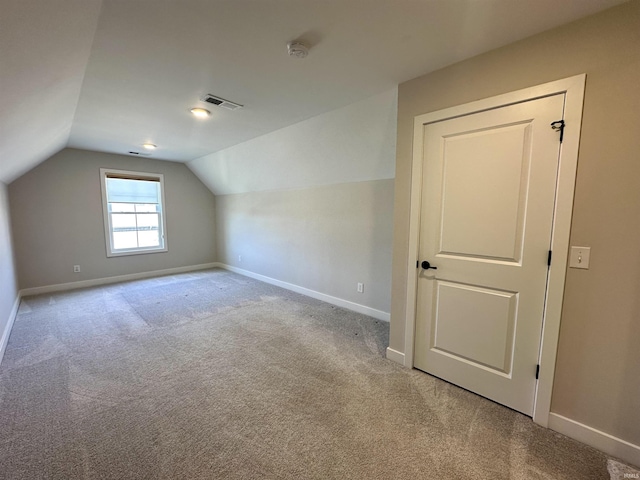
[
  {"xmin": 0, "ymin": 294, "xmax": 21, "ymax": 367},
  {"xmin": 386, "ymin": 347, "xmax": 405, "ymax": 365},
  {"xmin": 218, "ymin": 263, "xmax": 390, "ymax": 322},
  {"xmin": 549, "ymin": 413, "xmax": 640, "ymax": 468},
  {"xmin": 19, "ymin": 262, "xmax": 220, "ymax": 297}
]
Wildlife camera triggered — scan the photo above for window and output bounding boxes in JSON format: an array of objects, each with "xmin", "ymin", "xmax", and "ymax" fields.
[{"xmin": 100, "ymin": 168, "xmax": 168, "ymax": 257}]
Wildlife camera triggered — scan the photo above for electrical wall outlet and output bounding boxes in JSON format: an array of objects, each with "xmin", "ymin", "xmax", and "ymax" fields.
[
  {"xmin": 238, "ymin": 255, "xmax": 242, "ymax": 262},
  {"xmin": 357, "ymin": 282, "xmax": 364, "ymax": 293},
  {"xmin": 73, "ymin": 265, "xmax": 81, "ymax": 273}
]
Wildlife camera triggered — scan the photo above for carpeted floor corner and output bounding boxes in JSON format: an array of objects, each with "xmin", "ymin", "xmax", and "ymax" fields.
[{"xmin": 0, "ymin": 268, "xmax": 627, "ymax": 479}]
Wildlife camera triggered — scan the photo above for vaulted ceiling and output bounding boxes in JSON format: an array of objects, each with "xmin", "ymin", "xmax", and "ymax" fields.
[{"xmin": 0, "ymin": 0, "xmax": 628, "ymax": 184}]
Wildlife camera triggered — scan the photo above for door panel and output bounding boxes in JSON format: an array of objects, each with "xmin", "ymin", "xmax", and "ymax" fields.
[
  {"xmin": 414, "ymin": 94, "xmax": 564, "ymax": 416},
  {"xmin": 440, "ymin": 123, "xmax": 531, "ymax": 262},
  {"xmin": 432, "ymin": 281, "xmax": 517, "ymax": 374}
]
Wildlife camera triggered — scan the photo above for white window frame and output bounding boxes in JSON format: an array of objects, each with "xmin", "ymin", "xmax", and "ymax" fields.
[{"xmin": 100, "ymin": 168, "xmax": 168, "ymax": 257}]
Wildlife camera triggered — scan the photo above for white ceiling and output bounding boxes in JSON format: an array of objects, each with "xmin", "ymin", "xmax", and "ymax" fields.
[
  {"xmin": 0, "ymin": 0, "xmax": 628, "ymax": 184},
  {"xmin": 0, "ymin": 0, "xmax": 102, "ymax": 183}
]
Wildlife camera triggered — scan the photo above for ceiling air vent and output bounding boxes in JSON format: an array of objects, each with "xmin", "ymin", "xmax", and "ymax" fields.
[
  {"xmin": 201, "ymin": 94, "xmax": 243, "ymax": 111},
  {"xmin": 128, "ymin": 151, "xmax": 151, "ymax": 156}
]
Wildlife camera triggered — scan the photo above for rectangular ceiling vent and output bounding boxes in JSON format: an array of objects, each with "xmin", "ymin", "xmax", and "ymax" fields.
[{"xmin": 202, "ymin": 94, "xmax": 243, "ymax": 111}]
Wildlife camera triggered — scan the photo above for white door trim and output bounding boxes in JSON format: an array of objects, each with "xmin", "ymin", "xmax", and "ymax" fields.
[{"xmin": 402, "ymin": 74, "xmax": 586, "ymax": 427}]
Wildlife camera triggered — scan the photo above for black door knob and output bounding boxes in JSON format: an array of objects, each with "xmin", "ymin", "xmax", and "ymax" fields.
[{"xmin": 421, "ymin": 261, "xmax": 437, "ymax": 270}]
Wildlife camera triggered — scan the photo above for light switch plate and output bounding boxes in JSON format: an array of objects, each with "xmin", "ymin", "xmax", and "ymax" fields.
[{"xmin": 570, "ymin": 246, "xmax": 591, "ymax": 269}]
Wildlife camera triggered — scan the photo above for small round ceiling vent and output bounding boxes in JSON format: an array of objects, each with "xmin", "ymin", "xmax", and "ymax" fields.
[{"xmin": 287, "ymin": 41, "xmax": 309, "ymax": 59}]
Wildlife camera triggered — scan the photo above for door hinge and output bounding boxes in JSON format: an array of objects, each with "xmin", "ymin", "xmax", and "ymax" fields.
[
  {"xmin": 547, "ymin": 250, "xmax": 552, "ymax": 267},
  {"xmin": 536, "ymin": 364, "xmax": 540, "ymax": 380},
  {"xmin": 551, "ymin": 120, "xmax": 565, "ymax": 143}
]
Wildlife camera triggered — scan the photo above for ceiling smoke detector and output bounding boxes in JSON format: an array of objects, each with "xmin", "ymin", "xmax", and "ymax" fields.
[
  {"xmin": 287, "ymin": 41, "xmax": 309, "ymax": 59},
  {"xmin": 201, "ymin": 94, "xmax": 243, "ymax": 111}
]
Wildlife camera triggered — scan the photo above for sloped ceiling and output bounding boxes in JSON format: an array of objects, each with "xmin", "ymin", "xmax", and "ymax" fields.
[
  {"xmin": 0, "ymin": 0, "xmax": 628, "ymax": 184},
  {"xmin": 0, "ymin": 0, "xmax": 102, "ymax": 183}
]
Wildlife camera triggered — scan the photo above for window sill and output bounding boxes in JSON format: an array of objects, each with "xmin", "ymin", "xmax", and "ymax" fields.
[{"xmin": 106, "ymin": 246, "xmax": 168, "ymax": 258}]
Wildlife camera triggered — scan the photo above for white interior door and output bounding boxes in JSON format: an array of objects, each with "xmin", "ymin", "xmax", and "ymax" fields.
[{"xmin": 414, "ymin": 94, "xmax": 565, "ymax": 416}]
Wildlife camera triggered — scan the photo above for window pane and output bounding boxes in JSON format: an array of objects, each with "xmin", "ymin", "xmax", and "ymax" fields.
[
  {"xmin": 113, "ymin": 231, "xmax": 138, "ymax": 250},
  {"xmin": 137, "ymin": 230, "xmax": 160, "ymax": 248},
  {"xmin": 134, "ymin": 204, "xmax": 159, "ymax": 213},
  {"xmin": 110, "ymin": 203, "xmax": 135, "ymax": 213},
  {"xmin": 111, "ymin": 213, "xmax": 137, "ymax": 230},
  {"xmin": 136, "ymin": 213, "xmax": 159, "ymax": 229}
]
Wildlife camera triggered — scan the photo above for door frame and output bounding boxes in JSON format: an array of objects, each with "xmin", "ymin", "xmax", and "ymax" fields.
[{"xmin": 403, "ymin": 74, "xmax": 586, "ymax": 427}]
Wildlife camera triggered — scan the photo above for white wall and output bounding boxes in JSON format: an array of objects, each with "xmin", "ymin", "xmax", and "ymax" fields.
[
  {"xmin": 191, "ymin": 89, "xmax": 397, "ymax": 317},
  {"xmin": 188, "ymin": 89, "xmax": 397, "ymax": 195},
  {"xmin": 0, "ymin": 182, "xmax": 19, "ymax": 361},
  {"xmin": 216, "ymin": 180, "xmax": 394, "ymax": 316}
]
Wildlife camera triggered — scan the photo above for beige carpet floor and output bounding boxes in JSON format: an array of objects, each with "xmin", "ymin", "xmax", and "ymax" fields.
[{"xmin": 0, "ymin": 268, "xmax": 624, "ymax": 479}]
